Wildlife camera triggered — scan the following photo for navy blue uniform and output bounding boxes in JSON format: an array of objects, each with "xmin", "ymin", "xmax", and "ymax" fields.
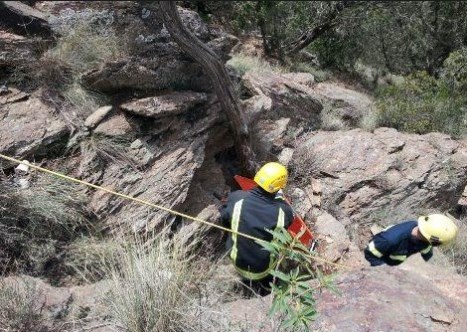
[
  {"xmin": 221, "ymin": 187, "xmax": 294, "ymax": 281},
  {"xmin": 365, "ymin": 220, "xmax": 433, "ymax": 266}
]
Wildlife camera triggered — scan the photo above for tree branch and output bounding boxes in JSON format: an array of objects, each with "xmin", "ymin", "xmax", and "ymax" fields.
[
  {"xmin": 158, "ymin": 1, "xmax": 257, "ymax": 176},
  {"xmin": 283, "ymin": 1, "xmax": 357, "ymax": 57}
]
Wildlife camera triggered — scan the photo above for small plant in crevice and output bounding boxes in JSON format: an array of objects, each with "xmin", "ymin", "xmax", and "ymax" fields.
[
  {"xmin": 79, "ymin": 134, "xmax": 140, "ymax": 172},
  {"xmin": 260, "ymin": 228, "xmax": 338, "ymax": 331},
  {"xmin": 12, "ymin": 12, "xmax": 125, "ymax": 122}
]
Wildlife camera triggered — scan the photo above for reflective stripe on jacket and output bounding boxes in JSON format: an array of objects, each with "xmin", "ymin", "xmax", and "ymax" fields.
[
  {"xmin": 365, "ymin": 220, "xmax": 433, "ymax": 266},
  {"xmin": 221, "ymin": 187, "xmax": 293, "ymax": 280}
]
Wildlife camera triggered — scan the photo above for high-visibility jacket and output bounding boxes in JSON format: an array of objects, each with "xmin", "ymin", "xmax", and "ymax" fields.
[
  {"xmin": 364, "ymin": 220, "xmax": 433, "ymax": 266},
  {"xmin": 221, "ymin": 187, "xmax": 294, "ymax": 280}
]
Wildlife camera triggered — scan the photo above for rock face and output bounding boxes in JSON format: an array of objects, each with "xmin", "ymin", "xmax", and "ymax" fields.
[
  {"xmin": 241, "ymin": 71, "xmax": 375, "ymax": 138},
  {"xmin": 83, "ymin": 97, "xmax": 222, "ymax": 233},
  {"xmin": 79, "ymin": 3, "xmax": 238, "ymax": 92},
  {"xmin": 219, "ymin": 257, "xmax": 467, "ymax": 332},
  {"xmin": 0, "ymin": 31, "xmax": 49, "ymax": 68},
  {"xmin": 90, "ymin": 136, "xmax": 208, "ymax": 232},
  {"xmin": 120, "ymin": 91, "xmax": 208, "ymax": 119},
  {"xmin": 311, "ymin": 259, "xmax": 467, "ymax": 332},
  {"xmin": 0, "ymin": 1, "xmax": 54, "ymax": 37},
  {"xmin": 241, "ymin": 71, "xmax": 323, "ymax": 157},
  {"xmin": 243, "ymin": 71, "xmax": 323, "ymax": 127},
  {"xmin": 291, "ymin": 128, "xmax": 467, "ymax": 235},
  {"xmin": 0, "ymin": 275, "xmax": 111, "ymax": 331},
  {"xmin": 314, "ymin": 82, "xmax": 374, "ymax": 128},
  {"xmin": 0, "ymin": 92, "xmax": 69, "ymax": 158}
]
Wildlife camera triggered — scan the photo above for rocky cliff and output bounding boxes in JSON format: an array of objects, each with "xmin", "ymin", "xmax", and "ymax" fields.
[{"xmin": 0, "ymin": 1, "xmax": 466, "ymax": 331}]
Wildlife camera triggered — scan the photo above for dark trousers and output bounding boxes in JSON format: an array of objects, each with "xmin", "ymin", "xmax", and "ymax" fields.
[
  {"xmin": 364, "ymin": 248, "xmax": 385, "ymax": 266},
  {"xmin": 240, "ymin": 274, "xmax": 274, "ymax": 296}
]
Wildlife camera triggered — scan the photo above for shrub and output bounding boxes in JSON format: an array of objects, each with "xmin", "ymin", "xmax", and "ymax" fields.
[
  {"xmin": 441, "ymin": 47, "xmax": 467, "ymax": 92},
  {"xmin": 261, "ymin": 228, "xmax": 337, "ymax": 331},
  {"xmin": 376, "ymin": 70, "xmax": 467, "ymax": 137},
  {"xmin": 103, "ymin": 233, "xmax": 207, "ymax": 332}
]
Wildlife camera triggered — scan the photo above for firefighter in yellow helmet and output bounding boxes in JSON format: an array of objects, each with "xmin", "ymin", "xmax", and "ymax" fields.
[
  {"xmin": 365, "ymin": 213, "xmax": 458, "ymax": 266},
  {"xmin": 221, "ymin": 162, "xmax": 293, "ymax": 295}
]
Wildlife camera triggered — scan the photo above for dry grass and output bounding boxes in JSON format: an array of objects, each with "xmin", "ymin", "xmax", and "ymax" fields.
[
  {"xmin": 0, "ymin": 174, "xmax": 92, "ymax": 274},
  {"xmin": 103, "ymin": 231, "xmax": 215, "ymax": 332},
  {"xmin": 34, "ymin": 17, "xmax": 124, "ymax": 120},
  {"xmin": 2, "ymin": 175, "xmax": 91, "ymax": 236},
  {"xmin": 0, "ymin": 277, "xmax": 49, "ymax": 332},
  {"xmin": 227, "ymin": 54, "xmax": 285, "ymax": 76},
  {"xmin": 320, "ymin": 105, "xmax": 347, "ymax": 131},
  {"xmin": 80, "ymin": 134, "xmax": 140, "ymax": 170},
  {"xmin": 439, "ymin": 216, "xmax": 467, "ymax": 276},
  {"xmin": 64, "ymin": 236, "xmax": 122, "ymax": 284}
]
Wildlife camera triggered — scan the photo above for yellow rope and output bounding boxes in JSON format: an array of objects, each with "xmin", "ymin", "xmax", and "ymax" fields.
[{"xmin": 0, "ymin": 153, "xmax": 349, "ymax": 269}]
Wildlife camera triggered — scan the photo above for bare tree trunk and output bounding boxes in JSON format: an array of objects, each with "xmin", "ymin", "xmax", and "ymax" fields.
[
  {"xmin": 283, "ymin": 1, "xmax": 356, "ymax": 57},
  {"xmin": 159, "ymin": 1, "xmax": 257, "ymax": 177}
]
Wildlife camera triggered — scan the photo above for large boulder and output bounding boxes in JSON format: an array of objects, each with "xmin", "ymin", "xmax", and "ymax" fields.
[
  {"xmin": 243, "ymin": 71, "xmax": 323, "ymax": 127},
  {"xmin": 219, "ymin": 257, "xmax": 467, "ymax": 332},
  {"xmin": 313, "ymin": 82, "xmax": 374, "ymax": 129},
  {"xmin": 81, "ymin": 56, "xmax": 211, "ymax": 92},
  {"xmin": 311, "ymin": 259, "xmax": 467, "ymax": 331},
  {"xmin": 0, "ymin": 31, "xmax": 50, "ymax": 68},
  {"xmin": 0, "ymin": 1, "xmax": 54, "ymax": 37},
  {"xmin": 291, "ymin": 128, "xmax": 467, "ymax": 234},
  {"xmin": 0, "ymin": 91, "xmax": 69, "ymax": 160},
  {"xmin": 89, "ymin": 136, "xmax": 208, "ymax": 232},
  {"xmin": 242, "ymin": 71, "xmax": 323, "ymax": 157},
  {"xmin": 83, "ymin": 98, "xmax": 223, "ymax": 233},
  {"xmin": 242, "ymin": 71, "xmax": 375, "ymax": 136}
]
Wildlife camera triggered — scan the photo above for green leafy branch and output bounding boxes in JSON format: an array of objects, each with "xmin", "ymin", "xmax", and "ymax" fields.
[{"xmin": 259, "ymin": 228, "xmax": 339, "ymax": 330}]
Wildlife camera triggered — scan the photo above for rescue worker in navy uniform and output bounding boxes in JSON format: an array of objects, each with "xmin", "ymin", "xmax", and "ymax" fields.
[
  {"xmin": 365, "ymin": 214, "xmax": 458, "ymax": 266},
  {"xmin": 221, "ymin": 162, "xmax": 294, "ymax": 295}
]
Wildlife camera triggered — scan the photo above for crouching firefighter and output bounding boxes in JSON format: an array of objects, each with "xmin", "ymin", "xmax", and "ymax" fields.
[
  {"xmin": 364, "ymin": 214, "xmax": 458, "ymax": 266},
  {"xmin": 221, "ymin": 162, "xmax": 294, "ymax": 295}
]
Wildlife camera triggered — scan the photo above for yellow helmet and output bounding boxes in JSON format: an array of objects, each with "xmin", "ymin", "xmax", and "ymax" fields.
[
  {"xmin": 418, "ymin": 214, "xmax": 458, "ymax": 245},
  {"xmin": 254, "ymin": 162, "xmax": 288, "ymax": 193}
]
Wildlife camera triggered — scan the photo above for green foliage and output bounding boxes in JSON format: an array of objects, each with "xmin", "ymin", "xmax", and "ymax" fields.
[
  {"xmin": 288, "ymin": 61, "xmax": 331, "ymax": 82},
  {"xmin": 311, "ymin": 2, "xmax": 467, "ymax": 75},
  {"xmin": 260, "ymin": 228, "xmax": 336, "ymax": 330},
  {"xmin": 376, "ymin": 64, "xmax": 467, "ymax": 137},
  {"xmin": 441, "ymin": 47, "xmax": 467, "ymax": 92},
  {"xmin": 216, "ymin": 1, "xmax": 467, "ymax": 77}
]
